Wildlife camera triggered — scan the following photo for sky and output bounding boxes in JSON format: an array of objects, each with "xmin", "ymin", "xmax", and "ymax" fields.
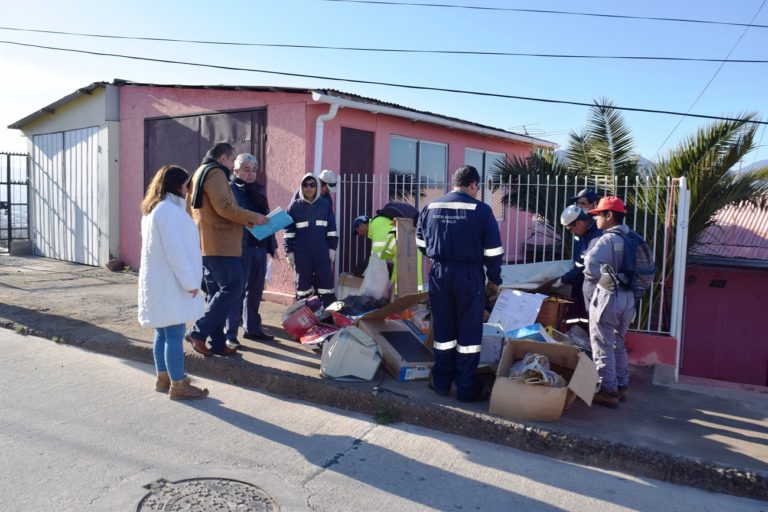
[{"xmin": 1, "ymin": 0, "xmax": 767, "ymax": 167}]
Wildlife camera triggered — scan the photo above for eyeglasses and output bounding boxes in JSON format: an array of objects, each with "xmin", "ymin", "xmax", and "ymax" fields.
[
  {"xmin": 238, "ymin": 168, "xmax": 257, "ymax": 173},
  {"xmin": 302, "ymin": 182, "xmax": 317, "ymax": 188}
]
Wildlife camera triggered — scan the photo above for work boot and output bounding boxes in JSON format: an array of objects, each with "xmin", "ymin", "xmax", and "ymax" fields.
[
  {"xmin": 428, "ymin": 377, "xmax": 450, "ymax": 397},
  {"xmin": 593, "ymin": 390, "xmax": 620, "ymax": 409},
  {"xmin": 617, "ymin": 385, "xmax": 628, "ymax": 403},
  {"xmin": 169, "ymin": 377, "xmax": 209, "ymax": 401},
  {"xmin": 155, "ymin": 371, "xmax": 170, "ymax": 392}
]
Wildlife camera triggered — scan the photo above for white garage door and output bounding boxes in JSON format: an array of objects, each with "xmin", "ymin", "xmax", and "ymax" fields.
[{"xmin": 31, "ymin": 127, "xmax": 99, "ymax": 266}]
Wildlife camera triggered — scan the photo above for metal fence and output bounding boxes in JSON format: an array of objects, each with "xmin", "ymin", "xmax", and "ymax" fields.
[
  {"xmin": 336, "ymin": 172, "xmax": 690, "ymax": 336},
  {"xmin": 0, "ymin": 152, "xmax": 30, "ymax": 251}
]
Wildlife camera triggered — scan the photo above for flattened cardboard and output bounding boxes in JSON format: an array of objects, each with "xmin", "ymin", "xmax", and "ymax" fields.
[
  {"xmin": 490, "ymin": 339, "xmax": 598, "ymax": 422},
  {"xmin": 395, "ymin": 218, "xmax": 418, "ymax": 297},
  {"xmin": 359, "ymin": 292, "xmax": 429, "ymax": 321}
]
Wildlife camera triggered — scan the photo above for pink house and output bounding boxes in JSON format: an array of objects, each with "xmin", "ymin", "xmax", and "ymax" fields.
[
  {"xmin": 12, "ymin": 80, "xmax": 556, "ymax": 301},
  {"xmin": 682, "ymin": 203, "xmax": 768, "ymax": 387}
]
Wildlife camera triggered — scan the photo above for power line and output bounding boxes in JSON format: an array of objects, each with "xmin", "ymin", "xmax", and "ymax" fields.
[
  {"xmin": 2, "ymin": 39, "xmax": 767, "ymax": 127},
  {"xmin": 319, "ymin": 0, "xmax": 768, "ymax": 29},
  {"xmin": 651, "ymin": 0, "xmax": 767, "ymax": 159},
  {"xmin": 1, "ymin": 25, "xmax": 766, "ymax": 64}
]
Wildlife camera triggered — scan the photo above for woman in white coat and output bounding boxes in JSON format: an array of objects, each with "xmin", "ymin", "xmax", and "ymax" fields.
[{"xmin": 138, "ymin": 165, "xmax": 208, "ymax": 400}]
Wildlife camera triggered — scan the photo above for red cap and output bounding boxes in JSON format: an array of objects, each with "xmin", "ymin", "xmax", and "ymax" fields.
[{"xmin": 588, "ymin": 195, "xmax": 627, "ymax": 215}]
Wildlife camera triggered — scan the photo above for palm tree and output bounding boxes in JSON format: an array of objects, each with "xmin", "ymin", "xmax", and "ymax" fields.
[
  {"xmin": 566, "ymin": 97, "xmax": 639, "ymax": 187},
  {"xmin": 632, "ymin": 114, "xmax": 768, "ymax": 327},
  {"xmin": 494, "ymin": 101, "xmax": 768, "ymax": 331}
]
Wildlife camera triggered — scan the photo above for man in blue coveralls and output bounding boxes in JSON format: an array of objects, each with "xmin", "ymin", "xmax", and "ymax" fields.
[{"xmin": 416, "ymin": 165, "xmax": 504, "ymax": 402}]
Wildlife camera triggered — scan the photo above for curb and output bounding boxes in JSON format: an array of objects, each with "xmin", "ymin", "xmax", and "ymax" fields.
[{"xmin": 2, "ymin": 320, "xmax": 766, "ymax": 501}]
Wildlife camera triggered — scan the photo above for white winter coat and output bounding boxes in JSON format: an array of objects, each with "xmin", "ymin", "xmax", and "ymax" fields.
[{"xmin": 138, "ymin": 194, "xmax": 205, "ymax": 327}]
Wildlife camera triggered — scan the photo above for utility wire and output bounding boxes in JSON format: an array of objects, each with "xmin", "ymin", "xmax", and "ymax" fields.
[
  {"xmin": 651, "ymin": 0, "xmax": 767, "ymax": 159},
  {"xmin": 319, "ymin": 0, "xmax": 768, "ymax": 29},
  {"xmin": 3, "ymin": 39, "xmax": 768, "ymax": 127},
  {"xmin": 1, "ymin": 25, "xmax": 765, "ymax": 63}
]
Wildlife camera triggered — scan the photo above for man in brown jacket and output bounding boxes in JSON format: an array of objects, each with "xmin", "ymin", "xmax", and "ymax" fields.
[{"xmin": 185, "ymin": 142, "xmax": 267, "ymax": 356}]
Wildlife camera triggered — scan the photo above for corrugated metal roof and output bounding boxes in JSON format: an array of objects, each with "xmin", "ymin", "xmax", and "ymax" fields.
[
  {"xmin": 9, "ymin": 79, "xmax": 556, "ymax": 147},
  {"xmin": 691, "ymin": 202, "xmax": 768, "ymax": 264}
]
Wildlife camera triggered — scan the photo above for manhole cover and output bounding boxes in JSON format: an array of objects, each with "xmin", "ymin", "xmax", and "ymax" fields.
[{"xmin": 137, "ymin": 478, "xmax": 280, "ymax": 511}]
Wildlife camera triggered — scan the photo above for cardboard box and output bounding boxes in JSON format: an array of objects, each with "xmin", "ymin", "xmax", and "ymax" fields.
[
  {"xmin": 357, "ymin": 292, "xmax": 434, "ymax": 381},
  {"xmin": 337, "ymin": 273, "xmax": 364, "ymax": 300},
  {"xmin": 395, "ymin": 218, "xmax": 418, "ymax": 297},
  {"xmin": 535, "ymin": 296, "xmax": 571, "ymax": 329},
  {"xmin": 490, "ymin": 339, "xmax": 598, "ymax": 422}
]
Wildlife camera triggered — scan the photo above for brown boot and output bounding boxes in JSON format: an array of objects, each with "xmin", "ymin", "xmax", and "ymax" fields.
[
  {"xmin": 618, "ymin": 385, "xmax": 628, "ymax": 403},
  {"xmin": 593, "ymin": 390, "xmax": 620, "ymax": 409},
  {"xmin": 169, "ymin": 377, "xmax": 209, "ymax": 401},
  {"xmin": 155, "ymin": 371, "xmax": 171, "ymax": 392}
]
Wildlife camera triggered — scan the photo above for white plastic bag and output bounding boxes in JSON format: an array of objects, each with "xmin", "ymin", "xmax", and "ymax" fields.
[{"xmin": 359, "ymin": 253, "xmax": 390, "ymax": 300}]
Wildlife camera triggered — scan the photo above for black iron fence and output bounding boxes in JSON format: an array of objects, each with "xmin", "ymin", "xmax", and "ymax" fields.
[{"xmin": 0, "ymin": 152, "xmax": 30, "ymax": 251}]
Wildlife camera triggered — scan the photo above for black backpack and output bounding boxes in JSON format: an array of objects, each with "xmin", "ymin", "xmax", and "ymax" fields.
[
  {"xmin": 376, "ymin": 202, "xmax": 418, "ymax": 223},
  {"xmin": 616, "ymin": 231, "xmax": 656, "ymax": 299}
]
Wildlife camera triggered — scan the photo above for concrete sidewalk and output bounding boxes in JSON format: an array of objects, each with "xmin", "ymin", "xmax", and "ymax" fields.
[{"xmin": 1, "ymin": 254, "xmax": 766, "ymax": 500}]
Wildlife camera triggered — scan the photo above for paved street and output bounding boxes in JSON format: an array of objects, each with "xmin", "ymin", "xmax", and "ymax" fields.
[{"xmin": 1, "ymin": 330, "xmax": 765, "ymax": 511}]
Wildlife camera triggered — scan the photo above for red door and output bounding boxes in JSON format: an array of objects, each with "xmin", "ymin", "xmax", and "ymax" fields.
[{"xmin": 682, "ymin": 266, "xmax": 768, "ymax": 386}]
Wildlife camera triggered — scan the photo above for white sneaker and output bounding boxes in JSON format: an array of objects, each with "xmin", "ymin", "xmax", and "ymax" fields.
[{"xmin": 225, "ymin": 339, "xmax": 241, "ymax": 350}]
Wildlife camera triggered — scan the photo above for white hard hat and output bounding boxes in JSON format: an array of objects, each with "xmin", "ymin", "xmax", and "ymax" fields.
[
  {"xmin": 560, "ymin": 204, "xmax": 589, "ymax": 226},
  {"xmin": 318, "ymin": 169, "xmax": 337, "ymax": 187}
]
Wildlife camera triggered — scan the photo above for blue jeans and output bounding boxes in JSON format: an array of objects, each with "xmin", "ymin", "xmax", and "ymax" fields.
[
  {"xmin": 226, "ymin": 246, "xmax": 267, "ymax": 339},
  {"xmin": 190, "ymin": 256, "xmax": 244, "ymax": 351},
  {"xmin": 153, "ymin": 324, "xmax": 186, "ymax": 381}
]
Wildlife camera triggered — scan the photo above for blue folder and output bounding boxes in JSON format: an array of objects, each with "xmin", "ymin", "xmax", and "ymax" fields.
[{"xmin": 247, "ymin": 207, "xmax": 293, "ymax": 240}]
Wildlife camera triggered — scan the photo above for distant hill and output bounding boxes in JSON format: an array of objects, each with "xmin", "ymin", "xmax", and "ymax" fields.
[{"xmin": 736, "ymin": 159, "xmax": 768, "ymax": 174}]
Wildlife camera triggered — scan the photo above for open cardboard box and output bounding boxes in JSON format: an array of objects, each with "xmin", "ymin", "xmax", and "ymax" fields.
[
  {"xmin": 490, "ymin": 339, "xmax": 598, "ymax": 422},
  {"xmin": 357, "ymin": 291, "xmax": 434, "ymax": 381},
  {"xmin": 337, "ymin": 273, "xmax": 364, "ymax": 300}
]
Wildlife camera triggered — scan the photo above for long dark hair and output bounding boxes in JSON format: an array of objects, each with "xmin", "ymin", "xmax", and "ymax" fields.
[{"xmin": 141, "ymin": 165, "xmax": 189, "ymax": 215}]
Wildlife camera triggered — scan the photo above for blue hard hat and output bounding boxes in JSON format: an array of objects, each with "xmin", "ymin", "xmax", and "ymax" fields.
[{"xmin": 351, "ymin": 215, "xmax": 369, "ymax": 235}]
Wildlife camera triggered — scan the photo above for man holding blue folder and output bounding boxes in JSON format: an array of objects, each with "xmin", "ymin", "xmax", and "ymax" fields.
[{"xmin": 224, "ymin": 153, "xmax": 277, "ymax": 348}]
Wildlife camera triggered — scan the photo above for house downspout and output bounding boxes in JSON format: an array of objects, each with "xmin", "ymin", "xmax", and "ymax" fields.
[{"xmin": 313, "ymin": 101, "xmax": 339, "ymax": 176}]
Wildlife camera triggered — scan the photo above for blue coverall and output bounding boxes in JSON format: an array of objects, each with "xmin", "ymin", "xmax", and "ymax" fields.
[
  {"xmin": 284, "ymin": 174, "xmax": 339, "ymax": 307},
  {"xmin": 416, "ymin": 191, "xmax": 504, "ymax": 401},
  {"xmin": 561, "ymin": 220, "xmax": 602, "ymax": 328}
]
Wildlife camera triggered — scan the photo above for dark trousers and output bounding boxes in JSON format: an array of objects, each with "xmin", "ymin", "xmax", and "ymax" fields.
[
  {"xmin": 429, "ymin": 261, "xmax": 485, "ymax": 401},
  {"xmin": 295, "ymin": 250, "xmax": 336, "ymax": 307},
  {"xmin": 191, "ymin": 256, "xmax": 243, "ymax": 351},
  {"xmin": 226, "ymin": 246, "xmax": 268, "ymax": 339}
]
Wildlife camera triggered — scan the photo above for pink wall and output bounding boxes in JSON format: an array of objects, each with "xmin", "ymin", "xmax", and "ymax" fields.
[
  {"xmin": 682, "ymin": 265, "xmax": 768, "ymax": 386},
  {"xmin": 315, "ymin": 106, "xmax": 533, "ymax": 175},
  {"xmin": 626, "ymin": 332, "xmax": 678, "ymax": 366},
  {"xmin": 119, "ymin": 86, "xmax": 309, "ymax": 299}
]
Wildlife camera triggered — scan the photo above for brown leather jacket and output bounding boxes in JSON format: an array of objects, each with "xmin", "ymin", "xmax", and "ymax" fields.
[{"xmin": 187, "ymin": 162, "xmax": 263, "ymax": 257}]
